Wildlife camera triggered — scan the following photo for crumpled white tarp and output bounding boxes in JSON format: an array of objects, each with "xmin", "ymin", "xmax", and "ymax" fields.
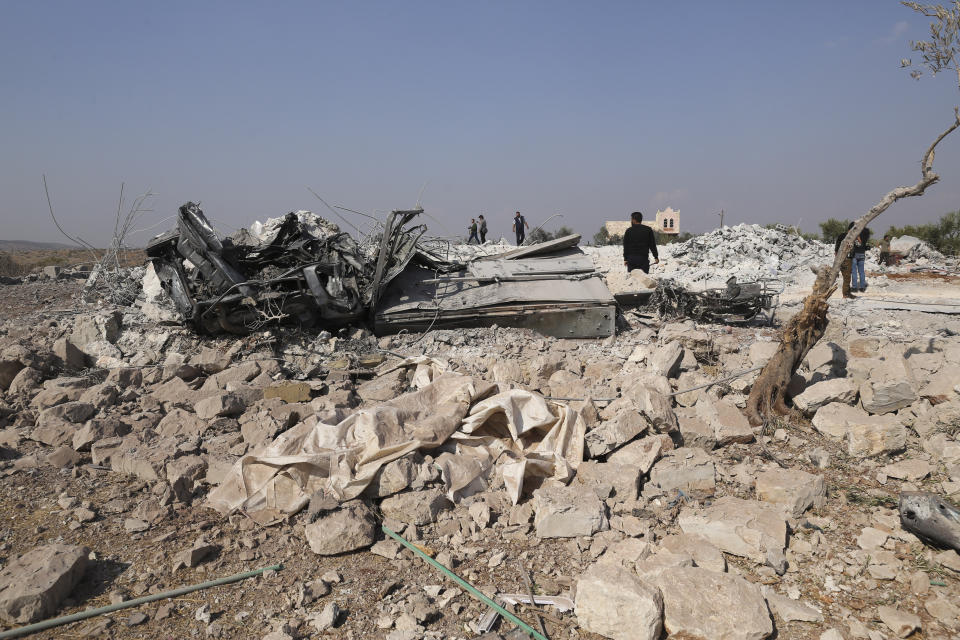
[
  {"xmin": 438, "ymin": 390, "xmax": 585, "ymax": 504},
  {"xmin": 207, "ymin": 370, "xmax": 482, "ymax": 522},
  {"xmin": 207, "ymin": 364, "xmax": 585, "ymax": 521}
]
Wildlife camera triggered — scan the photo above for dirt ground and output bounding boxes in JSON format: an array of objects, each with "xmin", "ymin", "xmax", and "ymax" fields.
[{"xmin": 0, "ymin": 268, "xmax": 958, "ymax": 640}]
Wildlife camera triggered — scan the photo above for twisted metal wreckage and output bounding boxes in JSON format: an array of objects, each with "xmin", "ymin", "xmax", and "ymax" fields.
[
  {"xmin": 146, "ymin": 203, "xmax": 619, "ymax": 338},
  {"xmin": 146, "ymin": 203, "xmax": 783, "ymax": 337}
]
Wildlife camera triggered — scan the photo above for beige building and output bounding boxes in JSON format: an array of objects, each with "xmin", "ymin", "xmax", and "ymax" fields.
[{"xmin": 604, "ymin": 207, "xmax": 681, "ymax": 237}]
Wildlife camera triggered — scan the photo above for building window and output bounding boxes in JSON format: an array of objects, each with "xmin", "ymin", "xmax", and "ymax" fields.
[
  {"xmin": 663, "ymin": 219, "xmax": 669, "ymax": 229},
  {"xmin": 669, "ymin": 218, "xmax": 674, "ymax": 228}
]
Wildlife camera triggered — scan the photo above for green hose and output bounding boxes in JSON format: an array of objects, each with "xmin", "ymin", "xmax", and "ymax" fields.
[
  {"xmin": 381, "ymin": 525, "xmax": 549, "ymax": 640},
  {"xmin": 0, "ymin": 564, "xmax": 282, "ymax": 639}
]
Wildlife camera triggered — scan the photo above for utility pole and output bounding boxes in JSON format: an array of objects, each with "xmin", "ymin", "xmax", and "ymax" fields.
[{"xmin": 717, "ymin": 209, "xmax": 725, "ymax": 229}]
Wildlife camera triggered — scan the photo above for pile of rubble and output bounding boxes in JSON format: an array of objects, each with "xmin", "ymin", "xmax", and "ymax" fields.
[{"xmin": 1, "ymin": 206, "xmax": 959, "ymax": 640}]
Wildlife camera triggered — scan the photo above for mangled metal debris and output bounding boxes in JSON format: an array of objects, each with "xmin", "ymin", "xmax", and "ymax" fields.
[
  {"xmin": 637, "ymin": 276, "xmax": 783, "ymax": 325},
  {"xmin": 899, "ymin": 491, "xmax": 960, "ymax": 552},
  {"xmin": 147, "ymin": 208, "xmax": 617, "ymax": 338},
  {"xmin": 146, "ymin": 203, "xmax": 425, "ymax": 334},
  {"xmin": 376, "ymin": 235, "xmax": 617, "ymax": 338}
]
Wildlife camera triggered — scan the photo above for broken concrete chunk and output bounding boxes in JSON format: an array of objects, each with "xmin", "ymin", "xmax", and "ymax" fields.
[
  {"xmin": 643, "ymin": 566, "xmax": 773, "ymax": 640},
  {"xmin": 678, "ymin": 496, "xmax": 787, "ymax": 564},
  {"xmin": 379, "ymin": 489, "xmax": 452, "ymax": 526},
  {"xmin": 755, "ymin": 468, "xmax": 826, "ymax": 517},
  {"xmin": 304, "ymin": 501, "xmax": 377, "ymax": 555},
  {"xmin": 622, "ymin": 382, "xmax": 677, "ymax": 433},
  {"xmin": 532, "ymin": 483, "xmax": 609, "ymax": 538},
  {"xmin": 574, "ymin": 561, "xmax": 663, "ymax": 640},
  {"xmin": 0, "ymin": 544, "xmax": 89, "ymax": 624}
]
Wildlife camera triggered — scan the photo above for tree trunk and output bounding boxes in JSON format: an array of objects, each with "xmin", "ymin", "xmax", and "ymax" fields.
[{"xmin": 746, "ymin": 109, "xmax": 960, "ymax": 426}]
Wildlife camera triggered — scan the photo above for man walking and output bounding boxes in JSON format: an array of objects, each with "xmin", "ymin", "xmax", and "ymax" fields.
[
  {"xmin": 512, "ymin": 211, "xmax": 529, "ymax": 246},
  {"xmin": 467, "ymin": 218, "xmax": 480, "ymax": 244},
  {"xmin": 478, "ymin": 215, "xmax": 488, "ymax": 243},
  {"xmin": 623, "ymin": 211, "xmax": 660, "ymax": 273},
  {"xmin": 835, "ymin": 222, "xmax": 856, "ymax": 299}
]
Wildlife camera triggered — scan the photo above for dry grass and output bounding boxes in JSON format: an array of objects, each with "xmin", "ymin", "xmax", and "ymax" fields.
[{"xmin": 0, "ymin": 248, "xmax": 146, "ymax": 277}]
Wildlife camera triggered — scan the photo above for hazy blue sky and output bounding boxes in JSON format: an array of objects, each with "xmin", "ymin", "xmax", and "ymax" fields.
[{"xmin": 3, "ymin": 1, "xmax": 960, "ymax": 246}]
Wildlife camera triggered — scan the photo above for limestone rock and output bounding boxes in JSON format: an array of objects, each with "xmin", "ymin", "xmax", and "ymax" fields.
[
  {"xmin": 357, "ymin": 369, "xmax": 406, "ymax": 403},
  {"xmin": 0, "ymin": 544, "xmax": 89, "ymax": 624},
  {"xmin": 811, "ymin": 402, "xmax": 866, "ymax": 439},
  {"xmin": 762, "ymin": 587, "xmax": 823, "ymax": 623},
  {"xmin": 575, "ymin": 461, "xmax": 639, "ymax": 501},
  {"xmin": 695, "ymin": 396, "xmax": 753, "ymax": 446},
  {"xmin": 380, "ymin": 489, "xmax": 452, "ymax": 526},
  {"xmin": 53, "ymin": 338, "xmax": 86, "ymax": 370},
  {"xmin": 646, "ymin": 447, "xmax": 716, "ymax": 498},
  {"xmin": 584, "ymin": 404, "xmax": 649, "ymax": 458},
  {"xmin": 860, "ymin": 357, "xmax": 918, "ymax": 415},
  {"xmin": 650, "ymin": 341, "xmax": 684, "ymax": 378},
  {"xmin": 847, "ymin": 416, "xmax": 906, "ymax": 457},
  {"xmin": 0, "ymin": 359, "xmax": 25, "ymax": 390},
  {"xmin": 156, "ymin": 408, "xmax": 209, "ymax": 439},
  {"xmin": 574, "ymin": 562, "xmax": 663, "ymax": 640},
  {"xmin": 659, "ymin": 533, "xmax": 726, "ymax": 573},
  {"xmin": 793, "ymin": 378, "xmax": 858, "ymax": 415},
  {"xmin": 304, "ymin": 501, "xmax": 377, "ymax": 555},
  {"xmin": 643, "ymin": 566, "xmax": 773, "ymax": 640},
  {"xmin": 676, "ymin": 409, "xmax": 717, "ymax": 450},
  {"xmin": 606, "ymin": 434, "xmax": 674, "ymax": 474},
  {"xmin": 194, "ymin": 392, "xmax": 245, "ymax": 420},
  {"xmin": 532, "ymin": 484, "xmax": 608, "ymax": 538},
  {"xmin": 877, "ymin": 605, "xmax": 921, "ymax": 638},
  {"xmin": 678, "ymin": 496, "xmax": 787, "ymax": 564},
  {"xmin": 755, "ymin": 468, "xmax": 826, "ymax": 516}
]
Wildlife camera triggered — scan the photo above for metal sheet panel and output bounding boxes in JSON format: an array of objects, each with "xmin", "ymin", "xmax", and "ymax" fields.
[{"xmin": 467, "ymin": 254, "xmax": 595, "ymax": 279}]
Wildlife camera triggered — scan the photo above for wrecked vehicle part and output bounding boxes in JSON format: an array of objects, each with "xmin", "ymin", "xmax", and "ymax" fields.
[
  {"xmin": 643, "ymin": 277, "xmax": 782, "ymax": 325},
  {"xmin": 375, "ymin": 239, "xmax": 617, "ymax": 339},
  {"xmin": 899, "ymin": 491, "xmax": 960, "ymax": 552},
  {"xmin": 147, "ymin": 204, "xmax": 426, "ymax": 335}
]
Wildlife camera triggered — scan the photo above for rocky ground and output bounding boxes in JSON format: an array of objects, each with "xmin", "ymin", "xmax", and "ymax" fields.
[{"xmin": 0, "ymin": 241, "xmax": 959, "ymax": 640}]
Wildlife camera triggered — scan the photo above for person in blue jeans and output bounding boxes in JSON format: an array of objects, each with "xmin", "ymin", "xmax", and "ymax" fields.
[{"xmin": 851, "ymin": 227, "xmax": 870, "ymax": 292}]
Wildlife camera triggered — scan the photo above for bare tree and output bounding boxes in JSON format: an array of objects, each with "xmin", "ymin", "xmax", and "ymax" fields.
[{"xmin": 746, "ymin": 2, "xmax": 960, "ymax": 425}]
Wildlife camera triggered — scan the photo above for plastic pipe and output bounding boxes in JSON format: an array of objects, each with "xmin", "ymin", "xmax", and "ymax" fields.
[
  {"xmin": 381, "ymin": 525, "xmax": 548, "ymax": 640},
  {"xmin": 0, "ymin": 564, "xmax": 282, "ymax": 639}
]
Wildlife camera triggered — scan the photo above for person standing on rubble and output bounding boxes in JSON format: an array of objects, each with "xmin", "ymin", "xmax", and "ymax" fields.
[
  {"xmin": 851, "ymin": 227, "xmax": 870, "ymax": 292},
  {"xmin": 467, "ymin": 218, "xmax": 480, "ymax": 244},
  {"xmin": 835, "ymin": 222, "xmax": 856, "ymax": 299},
  {"xmin": 512, "ymin": 211, "xmax": 529, "ymax": 246},
  {"xmin": 623, "ymin": 211, "xmax": 660, "ymax": 273},
  {"xmin": 478, "ymin": 215, "xmax": 488, "ymax": 243}
]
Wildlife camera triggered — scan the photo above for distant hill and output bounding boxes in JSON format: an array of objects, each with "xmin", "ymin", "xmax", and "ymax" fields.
[{"xmin": 0, "ymin": 240, "xmax": 76, "ymax": 252}]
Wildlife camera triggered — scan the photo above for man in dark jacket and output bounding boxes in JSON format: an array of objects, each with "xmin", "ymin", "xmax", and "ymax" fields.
[
  {"xmin": 835, "ymin": 222, "xmax": 856, "ymax": 299},
  {"xmin": 623, "ymin": 211, "xmax": 660, "ymax": 273}
]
